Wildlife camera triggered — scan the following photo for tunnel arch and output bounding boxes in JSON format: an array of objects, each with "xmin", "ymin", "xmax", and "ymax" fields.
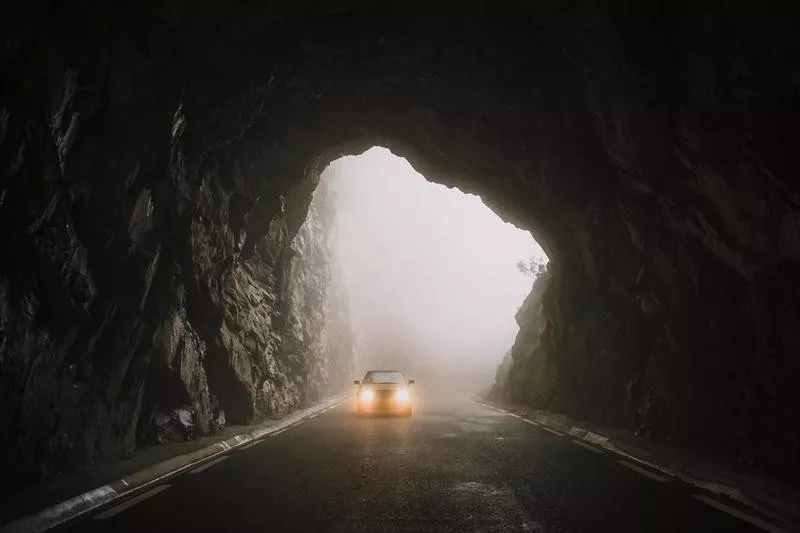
[{"xmin": 2, "ymin": 0, "xmax": 799, "ymax": 486}]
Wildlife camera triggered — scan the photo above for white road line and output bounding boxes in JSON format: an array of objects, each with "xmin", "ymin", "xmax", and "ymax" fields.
[
  {"xmin": 572, "ymin": 440, "xmax": 603, "ymax": 454},
  {"xmin": 239, "ymin": 439, "xmax": 263, "ymax": 450},
  {"xmin": 617, "ymin": 460, "xmax": 670, "ymax": 482},
  {"xmin": 309, "ymin": 413, "xmax": 318, "ymax": 419},
  {"xmin": 692, "ymin": 494, "xmax": 788, "ymax": 533},
  {"xmin": 523, "ymin": 419, "xmax": 539, "ymax": 427},
  {"xmin": 189, "ymin": 456, "xmax": 228, "ymax": 474},
  {"xmin": 270, "ymin": 427, "xmax": 289, "ymax": 437},
  {"xmin": 93, "ymin": 485, "xmax": 171, "ymax": 520},
  {"xmin": 540, "ymin": 426, "xmax": 566, "ymax": 437}
]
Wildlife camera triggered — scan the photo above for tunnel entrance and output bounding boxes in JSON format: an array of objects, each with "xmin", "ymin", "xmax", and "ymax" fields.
[
  {"xmin": 300, "ymin": 147, "xmax": 548, "ymax": 393},
  {"xmin": 3, "ymin": 0, "xmax": 800, "ymax": 498}
]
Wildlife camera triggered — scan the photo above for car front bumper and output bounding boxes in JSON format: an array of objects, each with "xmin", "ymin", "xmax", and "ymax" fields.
[{"xmin": 356, "ymin": 399, "xmax": 412, "ymax": 415}]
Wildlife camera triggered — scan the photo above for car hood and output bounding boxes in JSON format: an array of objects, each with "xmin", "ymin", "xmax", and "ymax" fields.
[{"xmin": 363, "ymin": 383, "xmax": 405, "ymax": 390}]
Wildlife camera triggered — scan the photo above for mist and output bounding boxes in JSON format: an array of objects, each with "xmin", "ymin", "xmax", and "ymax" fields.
[{"xmin": 319, "ymin": 147, "xmax": 547, "ymax": 392}]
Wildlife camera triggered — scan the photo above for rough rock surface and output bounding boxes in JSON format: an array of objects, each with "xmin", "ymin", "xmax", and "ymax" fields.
[
  {"xmin": 0, "ymin": 62, "xmax": 357, "ymax": 487},
  {"xmin": 492, "ymin": 272, "xmax": 555, "ymax": 407},
  {"xmin": 272, "ymin": 178, "xmax": 361, "ymax": 407},
  {"xmin": 2, "ymin": 0, "xmax": 799, "ymax": 487}
]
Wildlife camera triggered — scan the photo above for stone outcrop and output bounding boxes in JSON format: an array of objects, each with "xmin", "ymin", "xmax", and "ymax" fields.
[
  {"xmin": 492, "ymin": 271, "xmax": 556, "ymax": 407},
  {"xmin": 0, "ymin": 80, "xmax": 357, "ymax": 486},
  {"xmin": 292, "ymin": 180, "xmax": 363, "ymax": 401},
  {"xmin": 2, "ymin": 0, "xmax": 799, "ymax": 488}
]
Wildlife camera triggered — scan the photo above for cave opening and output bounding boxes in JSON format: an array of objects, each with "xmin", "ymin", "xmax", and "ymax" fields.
[
  {"xmin": 300, "ymin": 146, "xmax": 548, "ymax": 393},
  {"xmin": 2, "ymin": 3, "xmax": 800, "ymax": 516}
]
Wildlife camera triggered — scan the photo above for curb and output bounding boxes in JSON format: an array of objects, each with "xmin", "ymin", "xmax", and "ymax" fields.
[
  {"xmin": 473, "ymin": 398, "xmax": 794, "ymax": 531},
  {"xmin": 1, "ymin": 394, "xmax": 349, "ymax": 533},
  {"xmin": 552, "ymin": 421, "xmax": 751, "ymax": 506}
]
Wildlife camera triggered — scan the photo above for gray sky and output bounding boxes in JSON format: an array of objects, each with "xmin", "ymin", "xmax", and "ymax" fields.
[{"xmin": 321, "ymin": 147, "xmax": 547, "ymax": 375}]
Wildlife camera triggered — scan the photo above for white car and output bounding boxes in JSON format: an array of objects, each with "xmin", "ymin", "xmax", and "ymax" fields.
[{"xmin": 353, "ymin": 370, "xmax": 415, "ymax": 416}]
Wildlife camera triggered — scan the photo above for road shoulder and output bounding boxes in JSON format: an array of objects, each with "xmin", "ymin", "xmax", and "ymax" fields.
[
  {"xmin": 0, "ymin": 394, "xmax": 347, "ymax": 533},
  {"xmin": 475, "ymin": 396, "xmax": 799, "ymax": 533}
]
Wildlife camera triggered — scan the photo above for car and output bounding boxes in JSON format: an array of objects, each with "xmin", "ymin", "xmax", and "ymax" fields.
[{"xmin": 353, "ymin": 370, "xmax": 415, "ymax": 416}]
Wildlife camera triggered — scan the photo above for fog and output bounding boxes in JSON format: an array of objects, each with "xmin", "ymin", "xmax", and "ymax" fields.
[{"xmin": 321, "ymin": 147, "xmax": 547, "ymax": 390}]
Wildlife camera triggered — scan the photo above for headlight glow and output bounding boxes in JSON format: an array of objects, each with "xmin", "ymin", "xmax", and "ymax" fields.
[
  {"xmin": 395, "ymin": 388, "xmax": 410, "ymax": 404},
  {"xmin": 360, "ymin": 388, "xmax": 375, "ymax": 404}
]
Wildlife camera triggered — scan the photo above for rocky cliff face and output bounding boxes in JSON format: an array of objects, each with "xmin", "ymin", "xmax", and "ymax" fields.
[
  {"xmin": 492, "ymin": 272, "xmax": 556, "ymax": 407},
  {"xmin": 274, "ymin": 177, "xmax": 361, "ymax": 405},
  {"xmin": 2, "ymin": 0, "xmax": 799, "ymax": 487},
  {"xmin": 0, "ymin": 74, "xmax": 357, "ymax": 488}
]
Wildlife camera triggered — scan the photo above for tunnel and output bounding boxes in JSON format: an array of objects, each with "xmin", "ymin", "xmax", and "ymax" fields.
[{"xmin": 1, "ymin": 0, "xmax": 799, "ymax": 503}]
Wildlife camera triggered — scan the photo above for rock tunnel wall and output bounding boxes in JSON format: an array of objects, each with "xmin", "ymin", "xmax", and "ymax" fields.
[
  {"xmin": 2, "ymin": 1, "xmax": 799, "ymax": 485},
  {"xmin": 0, "ymin": 40, "xmax": 359, "ymax": 487},
  {"xmin": 492, "ymin": 271, "xmax": 556, "ymax": 407}
]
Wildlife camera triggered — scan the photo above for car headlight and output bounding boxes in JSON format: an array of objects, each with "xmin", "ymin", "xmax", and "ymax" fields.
[
  {"xmin": 395, "ymin": 388, "xmax": 410, "ymax": 404},
  {"xmin": 360, "ymin": 388, "xmax": 375, "ymax": 404}
]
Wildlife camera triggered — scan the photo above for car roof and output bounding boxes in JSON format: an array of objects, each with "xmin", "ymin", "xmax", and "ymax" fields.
[{"xmin": 364, "ymin": 370, "xmax": 405, "ymax": 377}]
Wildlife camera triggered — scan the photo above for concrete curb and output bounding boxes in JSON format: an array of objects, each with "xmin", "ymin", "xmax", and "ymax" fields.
[
  {"xmin": 473, "ymin": 398, "xmax": 795, "ymax": 531},
  {"xmin": 550, "ymin": 420, "xmax": 750, "ymax": 504},
  {"xmin": 479, "ymin": 398, "xmax": 746, "ymax": 499},
  {"xmin": 1, "ymin": 394, "xmax": 349, "ymax": 533}
]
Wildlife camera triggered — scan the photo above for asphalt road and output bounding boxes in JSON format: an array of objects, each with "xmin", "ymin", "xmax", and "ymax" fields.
[{"xmin": 66, "ymin": 392, "xmax": 780, "ymax": 532}]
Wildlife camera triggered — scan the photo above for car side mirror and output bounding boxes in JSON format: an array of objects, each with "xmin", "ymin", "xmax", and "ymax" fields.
[
  {"xmin": 408, "ymin": 379, "xmax": 415, "ymax": 384},
  {"xmin": 353, "ymin": 380, "xmax": 360, "ymax": 385}
]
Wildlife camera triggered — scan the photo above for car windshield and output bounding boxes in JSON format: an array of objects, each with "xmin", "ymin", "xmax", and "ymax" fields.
[{"xmin": 363, "ymin": 371, "xmax": 405, "ymax": 384}]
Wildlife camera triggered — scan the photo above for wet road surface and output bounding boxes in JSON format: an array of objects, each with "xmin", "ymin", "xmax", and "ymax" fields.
[{"xmin": 66, "ymin": 394, "xmax": 780, "ymax": 532}]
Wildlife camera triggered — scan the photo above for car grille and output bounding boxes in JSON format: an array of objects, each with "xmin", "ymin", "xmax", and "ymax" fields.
[{"xmin": 376, "ymin": 390, "xmax": 395, "ymax": 402}]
